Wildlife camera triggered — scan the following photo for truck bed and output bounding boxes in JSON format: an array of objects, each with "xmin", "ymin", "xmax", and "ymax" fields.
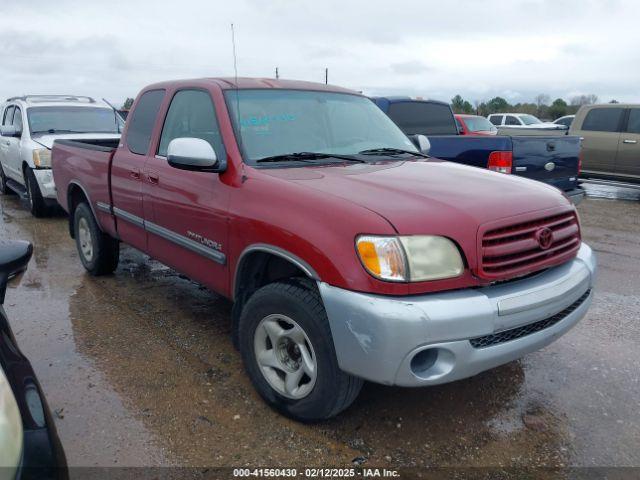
[
  {"xmin": 428, "ymin": 134, "xmax": 582, "ymax": 194},
  {"xmin": 51, "ymin": 138, "xmax": 119, "ymax": 235}
]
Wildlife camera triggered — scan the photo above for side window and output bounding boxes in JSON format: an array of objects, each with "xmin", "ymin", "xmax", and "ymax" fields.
[
  {"xmin": 626, "ymin": 109, "xmax": 640, "ymax": 134},
  {"xmin": 2, "ymin": 106, "xmax": 15, "ymax": 126},
  {"xmin": 386, "ymin": 102, "xmax": 458, "ymax": 135},
  {"xmin": 582, "ymin": 108, "xmax": 624, "ymax": 133},
  {"xmin": 505, "ymin": 115, "xmax": 520, "ymax": 125},
  {"xmin": 12, "ymin": 107, "xmax": 23, "ymax": 133},
  {"xmin": 126, "ymin": 90, "xmax": 165, "ymax": 155},
  {"xmin": 158, "ymin": 89, "xmax": 225, "ymax": 158},
  {"xmin": 489, "ymin": 115, "xmax": 503, "ymax": 126}
]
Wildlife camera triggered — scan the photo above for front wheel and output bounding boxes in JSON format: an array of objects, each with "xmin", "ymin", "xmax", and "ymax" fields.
[
  {"xmin": 24, "ymin": 168, "xmax": 48, "ymax": 217},
  {"xmin": 0, "ymin": 163, "xmax": 11, "ymax": 195},
  {"xmin": 73, "ymin": 202, "xmax": 120, "ymax": 275},
  {"xmin": 238, "ymin": 280, "xmax": 363, "ymax": 421}
]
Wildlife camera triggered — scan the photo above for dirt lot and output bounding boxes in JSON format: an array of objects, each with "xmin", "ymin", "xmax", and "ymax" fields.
[{"xmin": 1, "ymin": 185, "xmax": 639, "ymax": 474}]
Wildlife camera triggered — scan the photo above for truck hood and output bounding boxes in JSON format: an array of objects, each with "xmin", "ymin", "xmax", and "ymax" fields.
[
  {"xmin": 31, "ymin": 133, "xmax": 121, "ymax": 150},
  {"xmin": 260, "ymin": 159, "xmax": 569, "ymax": 235}
]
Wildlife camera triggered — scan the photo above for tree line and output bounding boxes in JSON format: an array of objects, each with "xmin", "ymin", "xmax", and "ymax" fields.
[{"xmin": 451, "ymin": 93, "xmax": 619, "ymax": 120}]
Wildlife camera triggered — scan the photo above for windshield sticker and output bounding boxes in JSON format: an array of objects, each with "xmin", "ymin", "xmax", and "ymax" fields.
[{"xmin": 240, "ymin": 113, "xmax": 296, "ymax": 128}]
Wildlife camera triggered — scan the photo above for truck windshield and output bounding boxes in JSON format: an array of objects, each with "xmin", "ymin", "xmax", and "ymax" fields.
[
  {"xmin": 225, "ymin": 89, "xmax": 418, "ymax": 164},
  {"xmin": 520, "ymin": 114, "xmax": 542, "ymax": 125},
  {"xmin": 28, "ymin": 107, "xmax": 123, "ymax": 135},
  {"xmin": 463, "ymin": 116, "xmax": 497, "ymax": 132}
]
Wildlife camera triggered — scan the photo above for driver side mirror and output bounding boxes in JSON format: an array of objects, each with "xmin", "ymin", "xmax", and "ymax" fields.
[
  {"xmin": 0, "ymin": 126, "xmax": 21, "ymax": 138},
  {"xmin": 409, "ymin": 134, "xmax": 431, "ymax": 155},
  {"xmin": 167, "ymin": 138, "xmax": 226, "ymax": 173}
]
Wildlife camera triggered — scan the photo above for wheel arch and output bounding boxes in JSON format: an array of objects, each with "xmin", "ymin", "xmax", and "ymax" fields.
[
  {"xmin": 66, "ymin": 181, "xmax": 99, "ymax": 238},
  {"xmin": 231, "ymin": 244, "xmax": 321, "ymax": 347}
]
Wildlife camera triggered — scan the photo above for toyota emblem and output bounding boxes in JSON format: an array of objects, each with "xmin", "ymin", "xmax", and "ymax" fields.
[{"xmin": 535, "ymin": 227, "xmax": 554, "ymax": 249}]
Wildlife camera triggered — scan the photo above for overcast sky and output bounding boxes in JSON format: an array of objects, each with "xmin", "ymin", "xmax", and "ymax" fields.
[{"xmin": 1, "ymin": 0, "xmax": 638, "ymax": 107}]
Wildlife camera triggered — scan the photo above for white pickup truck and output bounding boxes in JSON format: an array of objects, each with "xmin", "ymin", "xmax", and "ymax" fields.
[{"xmin": 0, "ymin": 95, "xmax": 122, "ymax": 216}]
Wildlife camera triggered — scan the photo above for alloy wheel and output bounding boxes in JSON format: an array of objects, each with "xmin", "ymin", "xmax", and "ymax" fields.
[{"xmin": 253, "ymin": 314, "xmax": 317, "ymax": 399}]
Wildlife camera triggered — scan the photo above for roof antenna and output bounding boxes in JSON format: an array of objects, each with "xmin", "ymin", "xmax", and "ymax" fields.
[{"xmin": 230, "ymin": 23, "xmax": 243, "ymax": 152}]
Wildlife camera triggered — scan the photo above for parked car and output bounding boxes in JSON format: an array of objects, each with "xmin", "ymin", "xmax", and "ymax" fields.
[
  {"xmin": 52, "ymin": 78, "xmax": 596, "ymax": 422},
  {"xmin": 488, "ymin": 113, "xmax": 566, "ymax": 130},
  {"xmin": 0, "ymin": 95, "xmax": 122, "ymax": 217},
  {"xmin": 455, "ymin": 114, "xmax": 498, "ymax": 136},
  {"xmin": 554, "ymin": 115, "xmax": 575, "ymax": 128},
  {"xmin": 0, "ymin": 240, "xmax": 68, "ymax": 478},
  {"xmin": 570, "ymin": 104, "xmax": 640, "ymax": 185},
  {"xmin": 372, "ymin": 97, "xmax": 585, "ymax": 204}
]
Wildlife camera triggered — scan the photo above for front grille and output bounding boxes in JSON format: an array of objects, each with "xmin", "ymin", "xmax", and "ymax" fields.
[
  {"xmin": 469, "ymin": 289, "xmax": 591, "ymax": 349},
  {"xmin": 479, "ymin": 211, "xmax": 581, "ymax": 280}
]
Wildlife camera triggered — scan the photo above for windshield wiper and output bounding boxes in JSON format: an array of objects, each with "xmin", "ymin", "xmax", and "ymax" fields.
[
  {"xmin": 256, "ymin": 152, "xmax": 365, "ymax": 164},
  {"xmin": 358, "ymin": 147, "xmax": 428, "ymax": 158}
]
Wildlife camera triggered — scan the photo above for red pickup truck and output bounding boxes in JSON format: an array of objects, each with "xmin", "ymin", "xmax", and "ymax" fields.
[{"xmin": 51, "ymin": 78, "xmax": 596, "ymax": 421}]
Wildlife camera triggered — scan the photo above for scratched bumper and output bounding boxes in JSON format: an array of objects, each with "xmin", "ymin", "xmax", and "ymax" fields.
[{"xmin": 319, "ymin": 243, "xmax": 596, "ymax": 387}]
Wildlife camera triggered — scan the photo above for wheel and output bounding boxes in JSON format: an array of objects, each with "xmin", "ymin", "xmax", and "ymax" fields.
[
  {"xmin": 0, "ymin": 163, "xmax": 10, "ymax": 195},
  {"xmin": 238, "ymin": 280, "xmax": 363, "ymax": 421},
  {"xmin": 24, "ymin": 167, "xmax": 48, "ymax": 217},
  {"xmin": 73, "ymin": 202, "xmax": 120, "ymax": 275}
]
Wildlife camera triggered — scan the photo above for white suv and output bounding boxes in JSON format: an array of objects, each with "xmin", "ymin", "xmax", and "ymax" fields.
[
  {"xmin": 0, "ymin": 95, "xmax": 122, "ymax": 216},
  {"xmin": 487, "ymin": 113, "xmax": 566, "ymax": 130}
]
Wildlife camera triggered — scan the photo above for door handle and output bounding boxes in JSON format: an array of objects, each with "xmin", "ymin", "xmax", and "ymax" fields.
[
  {"xmin": 147, "ymin": 172, "xmax": 159, "ymax": 185},
  {"xmin": 623, "ymin": 139, "xmax": 638, "ymax": 144},
  {"xmin": 129, "ymin": 169, "xmax": 141, "ymax": 180}
]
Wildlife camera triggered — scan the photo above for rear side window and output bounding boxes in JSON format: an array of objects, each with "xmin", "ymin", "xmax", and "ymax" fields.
[
  {"xmin": 2, "ymin": 106, "xmax": 14, "ymax": 126},
  {"xmin": 489, "ymin": 115, "xmax": 503, "ymax": 126},
  {"xmin": 386, "ymin": 102, "xmax": 458, "ymax": 135},
  {"xmin": 505, "ymin": 115, "xmax": 520, "ymax": 125},
  {"xmin": 626, "ymin": 109, "xmax": 640, "ymax": 134},
  {"xmin": 158, "ymin": 89, "xmax": 225, "ymax": 159},
  {"xmin": 581, "ymin": 108, "xmax": 624, "ymax": 133},
  {"xmin": 126, "ymin": 89, "xmax": 165, "ymax": 155}
]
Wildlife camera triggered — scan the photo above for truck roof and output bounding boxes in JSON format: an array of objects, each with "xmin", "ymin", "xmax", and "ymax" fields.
[{"xmin": 143, "ymin": 77, "xmax": 359, "ymax": 94}]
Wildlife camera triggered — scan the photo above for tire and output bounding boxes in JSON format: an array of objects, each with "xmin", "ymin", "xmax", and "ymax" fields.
[
  {"xmin": 73, "ymin": 202, "xmax": 120, "ymax": 275},
  {"xmin": 238, "ymin": 280, "xmax": 363, "ymax": 422},
  {"xmin": 24, "ymin": 167, "xmax": 48, "ymax": 217},
  {"xmin": 0, "ymin": 163, "xmax": 10, "ymax": 195}
]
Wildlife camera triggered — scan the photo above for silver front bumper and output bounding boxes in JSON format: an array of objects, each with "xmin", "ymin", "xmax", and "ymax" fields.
[{"xmin": 319, "ymin": 243, "xmax": 596, "ymax": 387}]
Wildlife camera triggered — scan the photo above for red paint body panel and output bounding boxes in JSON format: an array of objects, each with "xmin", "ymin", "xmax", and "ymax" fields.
[{"xmin": 52, "ymin": 78, "xmax": 580, "ymax": 300}]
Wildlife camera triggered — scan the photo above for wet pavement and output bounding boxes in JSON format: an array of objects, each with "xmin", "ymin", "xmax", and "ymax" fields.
[{"xmin": 0, "ymin": 186, "xmax": 638, "ymax": 471}]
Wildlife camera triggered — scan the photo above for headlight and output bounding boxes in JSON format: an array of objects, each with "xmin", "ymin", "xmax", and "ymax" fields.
[
  {"xmin": 0, "ymin": 367, "xmax": 23, "ymax": 473},
  {"xmin": 356, "ymin": 235, "xmax": 464, "ymax": 282},
  {"xmin": 32, "ymin": 148, "xmax": 51, "ymax": 168}
]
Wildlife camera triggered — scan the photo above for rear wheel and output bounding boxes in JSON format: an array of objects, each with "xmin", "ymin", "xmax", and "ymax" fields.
[
  {"xmin": 238, "ymin": 280, "xmax": 363, "ymax": 421},
  {"xmin": 24, "ymin": 167, "xmax": 48, "ymax": 217},
  {"xmin": 73, "ymin": 202, "xmax": 120, "ymax": 275},
  {"xmin": 0, "ymin": 163, "xmax": 10, "ymax": 195}
]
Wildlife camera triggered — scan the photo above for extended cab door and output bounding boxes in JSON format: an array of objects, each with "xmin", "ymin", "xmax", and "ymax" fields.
[
  {"xmin": 574, "ymin": 106, "xmax": 625, "ymax": 175},
  {"xmin": 110, "ymin": 89, "xmax": 165, "ymax": 251},
  {"xmin": 615, "ymin": 108, "xmax": 640, "ymax": 181},
  {"xmin": 143, "ymin": 88, "xmax": 229, "ymax": 294}
]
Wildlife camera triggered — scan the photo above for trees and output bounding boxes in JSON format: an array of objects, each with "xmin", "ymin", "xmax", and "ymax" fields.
[
  {"xmin": 570, "ymin": 94, "xmax": 598, "ymax": 106},
  {"xmin": 122, "ymin": 97, "xmax": 134, "ymax": 110},
  {"xmin": 451, "ymin": 95, "xmax": 474, "ymax": 114},
  {"xmin": 548, "ymin": 98, "xmax": 568, "ymax": 120},
  {"xmin": 486, "ymin": 96, "xmax": 509, "ymax": 113}
]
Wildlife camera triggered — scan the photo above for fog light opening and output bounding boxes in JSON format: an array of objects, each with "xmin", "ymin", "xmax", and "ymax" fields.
[{"xmin": 410, "ymin": 348, "xmax": 438, "ymax": 375}]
